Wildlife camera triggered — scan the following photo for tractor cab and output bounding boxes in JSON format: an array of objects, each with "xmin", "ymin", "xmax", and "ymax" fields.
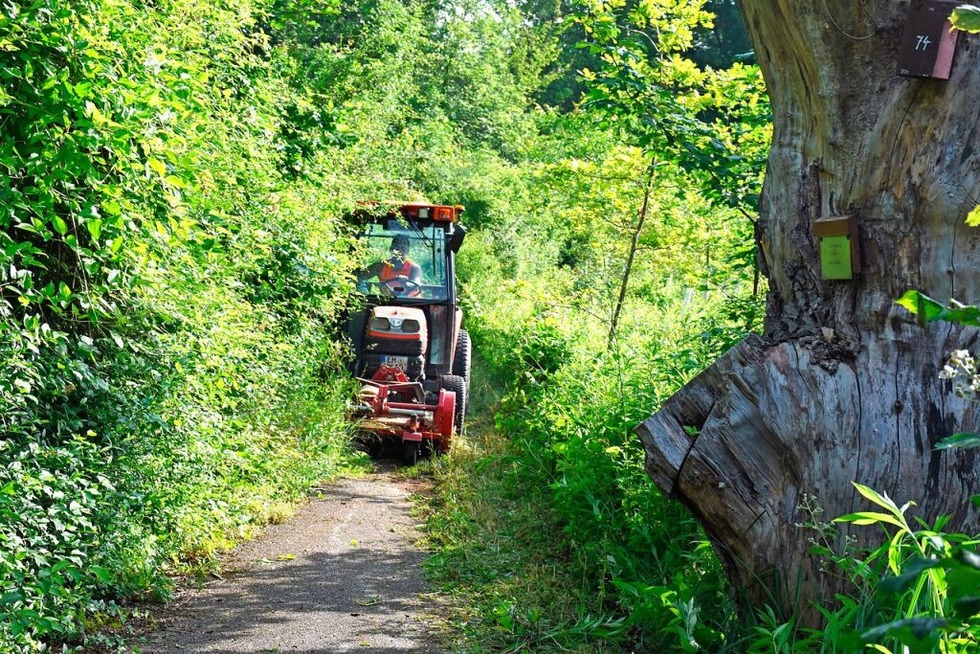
[{"xmin": 345, "ymin": 202, "xmax": 470, "ymax": 462}]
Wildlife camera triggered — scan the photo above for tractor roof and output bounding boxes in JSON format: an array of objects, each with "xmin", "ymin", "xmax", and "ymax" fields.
[{"xmin": 352, "ymin": 201, "xmax": 464, "ymax": 224}]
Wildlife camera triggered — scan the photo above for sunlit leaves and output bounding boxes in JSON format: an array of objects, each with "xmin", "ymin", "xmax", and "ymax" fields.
[
  {"xmin": 951, "ymin": 4, "xmax": 980, "ymax": 33},
  {"xmin": 576, "ymin": 0, "xmax": 769, "ymax": 216},
  {"xmin": 0, "ymin": 0, "xmax": 361, "ymax": 648},
  {"xmin": 896, "ymin": 290, "xmax": 980, "ymax": 327},
  {"xmin": 634, "ymin": 0, "xmax": 715, "ymax": 54}
]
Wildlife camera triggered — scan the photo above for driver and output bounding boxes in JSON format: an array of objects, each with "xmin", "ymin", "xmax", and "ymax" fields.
[{"xmin": 357, "ymin": 235, "xmax": 423, "ymax": 288}]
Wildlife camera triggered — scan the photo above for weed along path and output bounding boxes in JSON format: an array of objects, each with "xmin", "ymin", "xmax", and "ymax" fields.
[{"xmin": 134, "ymin": 468, "xmax": 441, "ymax": 653}]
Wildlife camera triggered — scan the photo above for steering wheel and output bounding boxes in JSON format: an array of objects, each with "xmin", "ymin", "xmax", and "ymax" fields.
[{"xmin": 380, "ymin": 275, "xmax": 421, "ymax": 297}]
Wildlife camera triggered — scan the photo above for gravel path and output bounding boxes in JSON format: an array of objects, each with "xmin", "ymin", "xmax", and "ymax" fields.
[{"xmin": 132, "ymin": 469, "xmax": 441, "ymax": 653}]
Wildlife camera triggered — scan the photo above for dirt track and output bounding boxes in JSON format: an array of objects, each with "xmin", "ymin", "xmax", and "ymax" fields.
[{"xmin": 132, "ymin": 469, "xmax": 441, "ymax": 653}]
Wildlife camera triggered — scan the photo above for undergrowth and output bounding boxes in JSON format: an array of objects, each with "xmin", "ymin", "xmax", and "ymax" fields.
[
  {"xmin": 423, "ymin": 310, "xmax": 980, "ymax": 653},
  {"xmin": 423, "ymin": 310, "xmax": 745, "ymax": 652}
]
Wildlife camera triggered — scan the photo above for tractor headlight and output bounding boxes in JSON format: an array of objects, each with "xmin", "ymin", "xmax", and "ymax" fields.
[
  {"xmin": 402, "ymin": 319, "xmax": 421, "ymax": 333},
  {"xmin": 370, "ymin": 317, "xmax": 390, "ymax": 331}
]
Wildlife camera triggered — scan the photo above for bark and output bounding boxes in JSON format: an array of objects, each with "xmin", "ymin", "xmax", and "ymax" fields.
[{"xmin": 637, "ymin": 0, "xmax": 980, "ymax": 619}]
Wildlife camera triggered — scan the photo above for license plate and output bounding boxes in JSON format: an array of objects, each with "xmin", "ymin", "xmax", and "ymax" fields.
[{"xmin": 382, "ymin": 355, "xmax": 409, "ymax": 369}]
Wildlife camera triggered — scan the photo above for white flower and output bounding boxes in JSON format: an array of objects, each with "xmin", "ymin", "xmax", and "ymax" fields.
[
  {"xmin": 940, "ymin": 348, "xmax": 980, "ymax": 401},
  {"xmin": 949, "ymin": 349, "xmax": 973, "ymax": 367}
]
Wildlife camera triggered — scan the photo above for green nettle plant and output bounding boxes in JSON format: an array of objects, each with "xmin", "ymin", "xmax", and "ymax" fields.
[{"xmin": 832, "ymin": 482, "xmax": 979, "ymax": 653}]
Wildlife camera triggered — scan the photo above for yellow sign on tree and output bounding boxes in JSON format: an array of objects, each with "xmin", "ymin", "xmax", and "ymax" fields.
[{"xmin": 818, "ymin": 235, "xmax": 853, "ymax": 280}]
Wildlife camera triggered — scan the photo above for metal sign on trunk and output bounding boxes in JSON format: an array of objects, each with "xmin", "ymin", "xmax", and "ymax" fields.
[{"xmin": 897, "ymin": 0, "xmax": 960, "ymax": 79}]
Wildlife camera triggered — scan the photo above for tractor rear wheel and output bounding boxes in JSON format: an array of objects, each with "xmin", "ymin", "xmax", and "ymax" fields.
[
  {"xmin": 439, "ymin": 374, "xmax": 467, "ymax": 433},
  {"xmin": 452, "ymin": 329, "xmax": 471, "ymax": 383}
]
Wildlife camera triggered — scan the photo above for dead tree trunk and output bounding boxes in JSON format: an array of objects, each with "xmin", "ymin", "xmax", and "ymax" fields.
[{"xmin": 637, "ymin": 0, "xmax": 980, "ymax": 618}]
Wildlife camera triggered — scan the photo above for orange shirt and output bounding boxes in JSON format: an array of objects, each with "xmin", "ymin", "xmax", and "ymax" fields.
[{"xmin": 379, "ymin": 260, "xmax": 415, "ymax": 282}]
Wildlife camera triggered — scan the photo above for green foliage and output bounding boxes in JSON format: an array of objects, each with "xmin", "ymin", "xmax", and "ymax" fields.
[
  {"xmin": 0, "ymin": 0, "xmax": 773, "ymax": 649},
  {"xmin": 0, "ymin": 437, "xmax": 125, "ymax": 644},
  {"xmin": 951, "ymin": 5, "xmax": 980, "ymax": 33},
  {"xmin": 689, "ymin": 0, "xmax": 754, "ymax": 69},
  {"xmin": 417, "ymin": 3, "xmax": 767, "ymax": 650},
  {"xmin": 936, "ymin": 433, "xmax": 980, "ymax": 450},
  {"xmin": 576, "ymin": 0, "xmax": 770, "ymax": 215},
  {"xmin": 967, "ymin": 205, "xmax": 980, "ymax": 227},
  {"xmin": 897, "ymin": 290, "xmax": 980, "ymax": 328},
  {"xmin": 434, "ymin": 169, "xmax": 757, "ymax": 649},
  {"xmin": 0, "ymin": 0, "xmax": 363, "ymax": 649},
  {"xmin": 428, "ymin": 299, "xmax": 748, "ymax": 651},
  {"xmin": 816, "ymin": 483, "xmax": 980, "ymax": 653}
]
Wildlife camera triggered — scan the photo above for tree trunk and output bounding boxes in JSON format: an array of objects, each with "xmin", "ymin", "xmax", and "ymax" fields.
[{"xmin": 637, "ymin": 0, "xmax": 980, "ymax": 620}]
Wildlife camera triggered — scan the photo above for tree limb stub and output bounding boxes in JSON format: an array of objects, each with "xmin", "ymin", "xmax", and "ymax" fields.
[{"xmin": 637, "ymin": 328, "xmax": 980, "ymax": 617}]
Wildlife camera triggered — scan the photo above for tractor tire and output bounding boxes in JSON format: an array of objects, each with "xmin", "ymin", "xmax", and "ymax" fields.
[
  {"xmin": 440, "ymin": 374, "xmax": 467, "ymax": 434},
  {"xmin": 452, "ymin": 329, "xmax": 472, "ymax": 383},
  {"xmin": 403, "ymin": 440, "xmax": 421, "ymax": 466}
]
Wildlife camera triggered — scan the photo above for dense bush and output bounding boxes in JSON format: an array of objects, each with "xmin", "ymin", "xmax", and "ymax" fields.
[
  {"xmin": 0, "ymin": 0, "xmax": 361, "ymax": 648},
  {"xmin": 0, "ymin": 0, "xmax": 580, "ymax": 646}
]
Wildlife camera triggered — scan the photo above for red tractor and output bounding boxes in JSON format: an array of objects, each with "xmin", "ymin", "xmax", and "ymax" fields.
[{"xmin": 345, "ymin": 202, "xmax": 470, "ymax": 463}]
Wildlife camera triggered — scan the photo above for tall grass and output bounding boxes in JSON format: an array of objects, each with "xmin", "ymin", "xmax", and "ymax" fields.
[{"xmin": 424, "ymin": 286, "xmax": 755, "ymax": 651}]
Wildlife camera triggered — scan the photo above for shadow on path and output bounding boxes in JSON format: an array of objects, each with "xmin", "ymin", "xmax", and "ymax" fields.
[{"xmin": 133, "ymin": 472, "xmax": 440, "ymax": 654}]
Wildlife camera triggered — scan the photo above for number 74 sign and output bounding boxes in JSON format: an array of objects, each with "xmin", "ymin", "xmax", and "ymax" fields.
[
  {"xmin": 914, "ymin": 34, "xmax": 933, "ymax": 51},
  {"xmin": 897, "ymin": 0, "xmax": 960, "ymax": 79}
]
